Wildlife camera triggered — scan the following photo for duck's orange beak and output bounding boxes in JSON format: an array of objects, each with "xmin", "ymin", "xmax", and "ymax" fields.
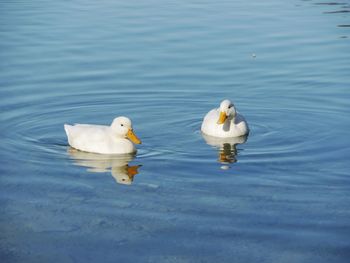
[
  {"xmin": 126, "ymin": 129, "xmax": 142, "ymax": 144},
  {"xmin": 217, "ymin": 111, "xmax": 227, "ymax": 124}
]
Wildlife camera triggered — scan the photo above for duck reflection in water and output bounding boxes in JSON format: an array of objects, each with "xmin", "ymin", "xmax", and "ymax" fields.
[
  {"xmin": 201, "ymin": 133, "xmax": 247, "ymax": 168},
  {"xmin": 67, "ymin": 147, "xmax": 141, "ymax": 185}
]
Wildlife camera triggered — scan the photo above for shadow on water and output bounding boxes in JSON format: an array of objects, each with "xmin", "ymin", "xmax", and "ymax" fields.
[
  {"xmin": 294, "ymin": 1, "xmax": 350, "ymax": 38},
  {"xmin": 311, "ymin": 1, "xmax": 350, "ymax": 32},
  {"xmin": 201, "ymin": 133, "xmax": 248, "ymax": 169},
  {"xmin": 67, "ymin": 147, "xmax": 142, "ymax": 185}
]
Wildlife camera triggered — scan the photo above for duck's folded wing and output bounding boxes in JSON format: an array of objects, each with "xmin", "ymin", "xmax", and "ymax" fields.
[{"xmin": 68, "ymin": 125, "xmax": 110, "ymax": 145}]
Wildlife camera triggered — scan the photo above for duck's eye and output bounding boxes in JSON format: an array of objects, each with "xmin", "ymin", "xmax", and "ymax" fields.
[
  {"xmin": 228, "ymin": 105, "xmax": 232, "ymax": 108},
  {"xmin": 121, "ymin": 124, "xmax": 124, "ymax": 127}
]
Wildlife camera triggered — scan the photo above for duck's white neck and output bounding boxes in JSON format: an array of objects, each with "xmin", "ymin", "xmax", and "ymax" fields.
[{"xmin": 227, "ymin": 114, "xmax": 235, "ymax": 122}]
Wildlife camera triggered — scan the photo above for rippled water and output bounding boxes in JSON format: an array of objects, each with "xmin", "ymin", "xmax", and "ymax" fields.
[{"xmin": 1, "ymin": 0, "xmax": 350, "ymax": 262}]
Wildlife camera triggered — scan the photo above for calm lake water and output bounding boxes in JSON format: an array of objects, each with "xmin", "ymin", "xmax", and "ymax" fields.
[{"xmin": 1, "ymin": 0, "xmax": 350, "ymax": 262}]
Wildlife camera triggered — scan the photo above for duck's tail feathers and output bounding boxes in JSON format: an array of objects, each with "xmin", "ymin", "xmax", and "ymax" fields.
[{"xmin": 64, "ymin": 124, "xmax": 72, "ymax": 137}]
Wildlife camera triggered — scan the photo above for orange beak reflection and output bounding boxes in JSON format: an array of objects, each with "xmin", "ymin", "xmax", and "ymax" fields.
[
  {"xmin": 219, "ymin": 152, "xmax": 236, "ymax": 163},
  {"xmin": 217, "ymin": 111, "xmax": 227, "ymax": 124},
  {"xmin": 126, "ymin": 165, "xmax": 141, "ymax": 178},
  {"xmin": 126, "ymin": 129, "xmax": 142, "ymax": 144}
]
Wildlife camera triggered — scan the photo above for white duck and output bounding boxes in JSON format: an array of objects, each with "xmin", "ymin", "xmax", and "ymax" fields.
[
  {"xmin": 201, "ymin": 99, "xmax": 249, "ymax": 138},
  {"xmin": 64, "ymin": 116, "xmax": 141, "ymax": 154}
]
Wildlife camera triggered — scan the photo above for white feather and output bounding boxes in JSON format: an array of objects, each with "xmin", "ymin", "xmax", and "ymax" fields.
[
  {"xmin": 201, "ymin": 100, "xmax": 249, "ymax": 138},
  {"xmin": 64, "ymin": 117, "xmax": 138, "ymax": 154}
]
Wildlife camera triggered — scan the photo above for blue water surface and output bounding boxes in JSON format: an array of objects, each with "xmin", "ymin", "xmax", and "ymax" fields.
[{"xmin": 1, "ymin": 0, "xmax": 350, "ymax": 262}]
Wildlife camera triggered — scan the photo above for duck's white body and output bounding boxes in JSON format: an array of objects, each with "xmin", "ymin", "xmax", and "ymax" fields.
[
  {"xmin": 64, "ymin": 117, "xmax": 141, "ymax": 154},
  {"xmin": 201, "ymin": 100, "xmax": 249, "ymax": 138},
  {"xmin": 201, "ymin": 133, "xmax": 248, "ymax": 148}
]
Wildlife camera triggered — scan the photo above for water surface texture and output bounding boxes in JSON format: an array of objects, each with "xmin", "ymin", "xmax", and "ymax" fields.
[{"xmin": 1, "ymin": 0, "xmax": 350, "ymax": 262}]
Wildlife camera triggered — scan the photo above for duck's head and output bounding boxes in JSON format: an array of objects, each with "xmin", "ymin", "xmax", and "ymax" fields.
[
  {"xmin": 217, "ymin": 99, "xmax": 236, "ymax": 124},
  {"xmin": 111, "ymin": 117, "xmax": 141, "ymax": 144}
]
